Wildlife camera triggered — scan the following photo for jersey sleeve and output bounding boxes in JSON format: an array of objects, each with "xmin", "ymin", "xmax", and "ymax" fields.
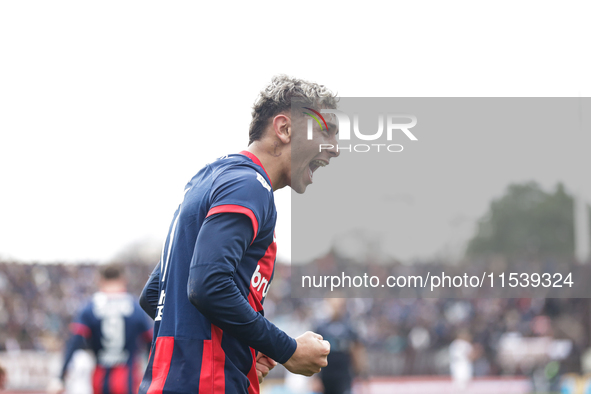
[
  {"xmin": 187, "ymin": 212, "xmax": 297, "ymax": 364},
  {"xmin": 141, "ymin": 303, "xmax": 154, "ymax": 338},
  {"xmin": 60, "ymin": 304, "xmax": 93, "ymax": 380},
  {"xmin": 207, "ymin": 166, "xmax": 273, "ymax": 244},
  {"xmin": 140, "ymin": 263, "xmax": 161, "ymax": 320}
]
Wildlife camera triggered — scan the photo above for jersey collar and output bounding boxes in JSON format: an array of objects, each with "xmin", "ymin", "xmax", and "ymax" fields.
[{"xmin": 239, "ymin": 151, "xmax": 273, "ymax": 188}]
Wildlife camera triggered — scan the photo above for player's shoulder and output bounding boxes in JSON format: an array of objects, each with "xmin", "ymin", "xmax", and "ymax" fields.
[
  {"xmin": 79, "ymin": 297, "xmax": 95, "ymax": 314},
  {"xmin": 210, "ymin": 154, "xmax": 273, "ymax": 198},
  {"xmin": 206, "ymin": 153, "xmax": 276, "ymax": 225},
  {"xmin": 73, "ymin": 296, "xmax": 98, "ymax": 323}
]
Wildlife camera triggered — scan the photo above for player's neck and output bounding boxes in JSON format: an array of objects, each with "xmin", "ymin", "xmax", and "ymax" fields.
[
  {"xmin": 244, "ymin": 143, "xmax": 289, "ymax": 192},
  {"xmin": 99, "ymin": 282, "xmax": 127, "ymax": 293}
]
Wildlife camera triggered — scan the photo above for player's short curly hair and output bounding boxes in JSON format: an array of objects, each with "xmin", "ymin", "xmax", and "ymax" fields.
[
  {"xmin": 248, "ymin": 75, "xmax": 337, "ymax": 145},
  {"xmin": 99, "ymin": 263, "xmax": 124, "ymax": 280}
]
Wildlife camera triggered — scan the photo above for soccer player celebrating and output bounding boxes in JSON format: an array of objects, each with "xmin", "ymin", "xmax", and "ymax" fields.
[
  {"xmin": 48, "ymin": 264, "xmax": 153, "ymax": 394},
  {"xmin": 138, "ymin": 75, "xmax": 339, "ymax": 393}
]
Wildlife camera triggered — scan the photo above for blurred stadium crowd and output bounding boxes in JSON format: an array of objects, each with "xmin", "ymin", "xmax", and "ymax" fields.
[
  {"xmin": 270, "ymin": 263, "xmax": 588, "ymax": 379},
  {"xmin": 1, "ymin": 257, "xmax": 587, "ymax": 382},
  {"xmin": 0, "ymin": 261, "xmax": 152, "ymax": 354}
]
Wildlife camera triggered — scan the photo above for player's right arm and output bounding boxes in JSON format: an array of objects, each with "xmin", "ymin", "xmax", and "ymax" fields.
[
  {"xmin": 61, "ymin": 309, "xmax": 92, "ymax": 379},
  {"xmin": 48, "ymin": 306, "xmax": 93, "ymax": 393}
]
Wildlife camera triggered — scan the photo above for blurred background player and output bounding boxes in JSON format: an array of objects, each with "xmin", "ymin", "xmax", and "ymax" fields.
[
  {"xmin": 47, "ymin": 264, "xmax": 153, "ymax": 394},
  {"xmin": 449, "ymin": 328, "xmax": 479, "ymax": 392},
  {"xmin": 314, "ymin": 298, "xmax": 367, "ymax": 394}
]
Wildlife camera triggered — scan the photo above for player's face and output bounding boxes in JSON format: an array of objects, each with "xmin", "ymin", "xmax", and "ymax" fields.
[{"xmin": 289, "ymin": 110, "xmax": 339, "ymax": 194}]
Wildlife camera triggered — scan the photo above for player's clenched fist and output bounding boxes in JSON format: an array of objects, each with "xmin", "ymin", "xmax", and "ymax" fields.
[
  {"xmin": 256, "ymin": 352, "xmax": 277, "ymax": 384},
  {"xmin": 283, "ymin": 331, "xmax": 330, "ymax": 376}
]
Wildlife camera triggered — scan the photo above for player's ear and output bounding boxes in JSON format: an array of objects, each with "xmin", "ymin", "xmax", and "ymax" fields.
[{"xmin": 272, "ymin": 113, "xmax": 291, "ymax": 144}]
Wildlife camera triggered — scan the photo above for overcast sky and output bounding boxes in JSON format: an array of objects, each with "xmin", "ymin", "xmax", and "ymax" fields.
[{"xmin": 1, "ymin": 1, "xmax": 590, "ymax": 264}]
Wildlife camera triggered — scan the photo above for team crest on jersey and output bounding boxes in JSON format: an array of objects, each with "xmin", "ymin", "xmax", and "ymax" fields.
[{"xmin": 256, "ymin": 173, "xmax": 271, "ymax": 192}]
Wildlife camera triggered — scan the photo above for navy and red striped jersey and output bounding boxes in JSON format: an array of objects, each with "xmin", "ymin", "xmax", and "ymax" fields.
[
  {"xmin": 138, "ymin": 152, "xmax": 296, "ymax": 394},
  {"xmin": 61, "ymin": 291, "xmax": 153, "ymax": 394}
]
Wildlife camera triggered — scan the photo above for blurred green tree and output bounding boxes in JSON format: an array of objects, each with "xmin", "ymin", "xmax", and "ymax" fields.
[{"xmin": 466, "ymin": 182, "xmax": 582, "ymax": 257}]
